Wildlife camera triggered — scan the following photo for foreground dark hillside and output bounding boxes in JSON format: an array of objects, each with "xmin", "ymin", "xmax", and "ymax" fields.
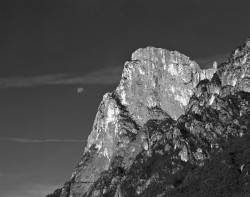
[{"xmin": 166, "ymin": 124, "xmax": 250, "ymax": 197}]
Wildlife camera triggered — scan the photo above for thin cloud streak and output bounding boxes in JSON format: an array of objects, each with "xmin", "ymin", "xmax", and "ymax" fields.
[
  {"xmin": 0, "ymin": 54, "xmax": 230, "ymax": 89},
  {"xmin": 0, "ymin": 138, "xmax": 87, "ymax": 143},
  {"xmin": 2, "ymin": 182, "xmax": 61, "ymax": 197},
  {"xmin": 0, "ymin": 66, "xmax": 123, "ymax": 88}
]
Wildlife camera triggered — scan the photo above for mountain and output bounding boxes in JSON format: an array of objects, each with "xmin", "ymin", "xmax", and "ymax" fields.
[{"xmin": 46, "ymin": 39, "xmax": 250, "ymax": 197}]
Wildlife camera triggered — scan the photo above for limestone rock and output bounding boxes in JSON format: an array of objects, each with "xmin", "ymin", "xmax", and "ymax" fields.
[
  {"xmin": 218, "ymin": 38, "xmax": 250, "ymax": 92},
  {"xmin": 46, "ymin": 39, "xmax": 250, "ymax": 197},
  {"xmin": 116, "ymin": 47, "xmax": 215, "ymax": 122}
]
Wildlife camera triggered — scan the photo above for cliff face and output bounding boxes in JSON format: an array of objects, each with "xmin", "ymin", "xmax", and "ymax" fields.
[{"xmin": 47, "ymin": 39, "xmax": 250, "ymax": 197}]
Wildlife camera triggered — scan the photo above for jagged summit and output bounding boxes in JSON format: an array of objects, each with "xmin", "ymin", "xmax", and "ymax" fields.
[
  {"xmin": 117, "ymin": 46, "xmax": 216, "ymax": 122},
  {"xmin": 218, "ymin": 39, "xmax": 250, "ymax": 92},
  {"xmin": 47, "ymin": 39, "xmax": 250, "ymax": 197},
  {"xmin": 229, "ymin": 38, "xmax": 250, "ymax": 61}
]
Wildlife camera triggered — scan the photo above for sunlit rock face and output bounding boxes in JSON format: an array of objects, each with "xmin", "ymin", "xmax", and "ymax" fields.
[
  {"xmin": 68, "ymin": 92, "xmax": 142, "ymax": 196},
  {"xmin": 46, "ymin": 39, "xmax": 250, "ymax": 197},
  {"xmin": 218, "ymin": 39, "xmax": 250, "ymax": 92},
  {"xmin": 116, "ymin": 47, "xmax": 216, "ymax": 122}
]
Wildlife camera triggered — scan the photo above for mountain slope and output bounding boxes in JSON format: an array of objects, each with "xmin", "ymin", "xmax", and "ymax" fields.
[{"xmin": 46, "ymin": 39, "xmax": 250, "ymax": 197}]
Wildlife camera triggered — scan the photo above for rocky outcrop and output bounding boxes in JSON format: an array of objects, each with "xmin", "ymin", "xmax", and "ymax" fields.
[
  {"xmin": 46, "ymin": 39, "xmax": 250, "ymax": 197},
  {"xmin": 218, "ymin": 38, "xmax": 250, "ymax": 92},
  {"xmin": 117, "ymin": 47, "xmax": 216, "ymax": 122}
]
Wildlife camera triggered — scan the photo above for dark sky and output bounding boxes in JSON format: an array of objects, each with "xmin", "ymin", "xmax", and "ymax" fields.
[{"xmin": 0, "ymin": 0, "xmax": 250, "ymax": 196}]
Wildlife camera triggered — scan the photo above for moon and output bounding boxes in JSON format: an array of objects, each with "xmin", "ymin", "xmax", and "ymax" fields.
[{"xmin": 77, "ymin": 87, "xmax": 84, "ymax": 93}]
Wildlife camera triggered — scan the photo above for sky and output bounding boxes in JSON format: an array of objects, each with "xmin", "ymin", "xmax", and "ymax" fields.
[{"xmin": 0, "ymin": 0, "xmax": 250, "ymax": 196}]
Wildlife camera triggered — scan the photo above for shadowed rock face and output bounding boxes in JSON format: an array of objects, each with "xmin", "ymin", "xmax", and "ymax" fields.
[{"xmin": 46, "ymin": 39, "xmax": 250, "ymax": 197}]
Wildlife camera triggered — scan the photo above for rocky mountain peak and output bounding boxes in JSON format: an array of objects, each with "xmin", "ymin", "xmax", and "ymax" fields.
[
  {"xmin": 47, "ymin": 39, "xmax": 250, "ymax": 197},
  {"xmin": 116, "ymin": 46, "xmax": 216, "ymax": 122},
  {"xmin": 217, "ymin": 39, "xmax": 250, "ymax": 92}
]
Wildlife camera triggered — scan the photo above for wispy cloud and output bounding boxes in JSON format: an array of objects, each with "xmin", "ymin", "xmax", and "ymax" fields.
[
  {"xmin": 0, "ymin": 171, "xmax": 62, "ymax": 197},
  {"xmin": 0, "ymin": 137, "xmax": 87, "ymax": 143},
  {"xmin": 2, "ymin": 183, "xmax": 61, "ymax": 197},
  {"xmin": 0, "ymin": 66, "xmax": 123, "ymax": 89},
  {"xmin": 0, "ymin": 54, "xmax": 230, "ymax": 89}
]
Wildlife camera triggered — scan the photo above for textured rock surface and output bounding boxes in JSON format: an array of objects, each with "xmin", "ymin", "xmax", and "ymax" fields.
[
  {"xmin": 116, "ymin": 47, "xmax": 216, "ymax": 122},
  {"xmin": 218, "ymin": 38, "xmax": 250, "ymax": 92},
  {"xmin": 46, "ymin": 39, "xmax": 250, "ymax": 197}
]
